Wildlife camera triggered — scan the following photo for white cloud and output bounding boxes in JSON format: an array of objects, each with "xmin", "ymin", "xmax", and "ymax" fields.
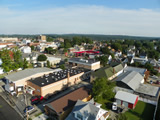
[{"xmin": 0, "ymin": 5, "xmax": 160, "ymax": 37}]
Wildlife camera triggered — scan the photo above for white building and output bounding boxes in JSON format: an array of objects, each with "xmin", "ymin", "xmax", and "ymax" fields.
[
  {"xmin": 22, "ymin": 39, "xmax": 31, "ymax": 44},
  {"xmin": 20, "ymin": 46, "xmax": 31, "ymax": 53},
  {"xmin": 0, "ymin": 37, "xmax": 18, "ymax": 42},
  {"xmin": 47, "ymin": 57, "xmax": 61, "ymax": 66}
]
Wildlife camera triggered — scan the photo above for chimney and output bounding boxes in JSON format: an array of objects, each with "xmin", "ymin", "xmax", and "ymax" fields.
[
  {"xmin": 67, "ymin": 72, "xmax": 70, "ymax": 84},
  {"xmin": 113, "ymin": 68, "xmax": 115, "ymax": 74}
]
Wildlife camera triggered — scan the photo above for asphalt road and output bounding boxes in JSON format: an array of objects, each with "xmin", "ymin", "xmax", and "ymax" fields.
[{"xmin": 0, "ymin": 96, "xmax": 22, "ymax": 120}]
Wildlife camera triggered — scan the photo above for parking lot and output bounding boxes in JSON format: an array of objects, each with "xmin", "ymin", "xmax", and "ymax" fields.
[{"xmin": 0, "ymin": 96, "xmax": 22, "ymax": 120}]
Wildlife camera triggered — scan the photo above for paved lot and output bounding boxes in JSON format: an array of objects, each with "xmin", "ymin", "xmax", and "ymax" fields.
[{"xmin": 0, "ymin": 96, "xmax": 22, "ymax": 120}]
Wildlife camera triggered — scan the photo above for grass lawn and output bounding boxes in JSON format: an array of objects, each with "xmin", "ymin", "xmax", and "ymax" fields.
[
  {"xmin": 124, "ymin": 101, "xmax": 155, "ymax": 120},
  {"xmin": 95, "ymin": 97, "xmax": 113, "ymax": 110}
]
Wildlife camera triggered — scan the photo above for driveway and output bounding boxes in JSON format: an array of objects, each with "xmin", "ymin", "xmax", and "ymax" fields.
[{"xmin": 0, "ymin": 96, "xmax": 22, "ymax": 120}]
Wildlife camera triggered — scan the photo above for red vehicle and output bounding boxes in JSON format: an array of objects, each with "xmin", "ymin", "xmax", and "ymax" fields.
[{"xmin": 30, "ymin": 96, "xmax": 44, "ymax": 102}]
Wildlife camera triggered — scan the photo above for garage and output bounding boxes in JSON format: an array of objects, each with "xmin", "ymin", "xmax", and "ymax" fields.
[{"xmin": 115, "ymin": 91, "xmax": 138, "ymax": 109}]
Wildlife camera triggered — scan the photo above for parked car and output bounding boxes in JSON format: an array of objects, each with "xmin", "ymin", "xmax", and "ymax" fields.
[
  {"xmin": 156, "ymin": 80, "xmax": 160, "ymax": 85},
  {"xmin": 24, "ymin": 106, "xmax": 34, "ymax": 114},
  {"xmin": 112, "ymin": 102, "xmax": 117, "ymax": 111},
  {"xmin": 31, "ymin": 96, "xmax": 43, "ymax": 102},
  {"xmin": 150, "ymin": 80, "xmax": 153, "ymax": 84}
]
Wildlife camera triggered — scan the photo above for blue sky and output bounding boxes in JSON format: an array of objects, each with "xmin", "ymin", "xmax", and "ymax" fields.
[{"xmin": 0, "ymin": 0, "xmax": 160, "ymax": 37}]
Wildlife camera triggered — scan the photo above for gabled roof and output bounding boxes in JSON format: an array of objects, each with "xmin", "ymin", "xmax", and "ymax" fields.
[
  {"xmin": 46, "ymin": 87, "xmax": 90, "ymax": 114},
  {"xmin": 116, "ymin": 71, "xmax": 143, "ymax": 90},
  {"xmin": 66, "ymin": 100, "xmax": 108, "ymax": 120},
  {"xmin": 115, "ymin": 91, "xmax": 138, "ymax": 104},
  {"xmin": 113, "ymin": 64, "xmax": 123, "ymax": 73},
  {"xmin": 124, "ymin": 66, "xmax": 146, "ymax": 75},
  {"xmin": 91, "ymin": 67, "xmax": 114, "ymax": 79}
]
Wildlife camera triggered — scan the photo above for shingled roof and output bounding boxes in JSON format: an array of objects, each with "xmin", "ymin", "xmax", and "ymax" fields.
[{"xmin": 46, "ymin": 87, "xmax": 90, "ymax": 114}]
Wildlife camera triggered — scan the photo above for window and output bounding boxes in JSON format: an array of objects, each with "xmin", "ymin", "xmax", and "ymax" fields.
[
  {"xmin": 37, "ymin": 89, "xmax": 40, "ymax": 92},
  {"xmin": 76, "ymin": 113, "xmax": 83, "ymax": 120}
]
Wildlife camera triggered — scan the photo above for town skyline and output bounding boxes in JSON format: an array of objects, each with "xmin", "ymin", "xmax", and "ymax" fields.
[{"xmin": 0, "ymin": 0, "xmax": 160, "ymax": 37}]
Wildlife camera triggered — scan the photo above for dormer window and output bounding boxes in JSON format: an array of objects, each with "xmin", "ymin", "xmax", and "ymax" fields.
[{"xmin": 75, "ymin": 112, "xmax": 83, "ymax": 120}]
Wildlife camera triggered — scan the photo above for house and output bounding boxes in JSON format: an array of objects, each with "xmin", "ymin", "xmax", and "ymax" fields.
[
  {"xmin": 115, "ymin": 71, "xmax": 159, "ymax": 105},
  {"xmin": 66, "ymin": 99, "xmax": 109, "ymax": 120},
  {"xmin": 27, "ymin": 68, "xmax": 90, "ymax": 97},
  {"xmin": 91, "ymin": 64, "xmax": 124, "ymax": 82},
  {"xmin": 133, "ymin": 57, "xmax": 148, "ymax": 65},
  {"xmin": 114, "ymin": 50, "xmax": 122, "ymax": 57},
  {"xmin": 22, "ymin": 39, "xmax": 31, "ymax": 44},
  {"xmin": 4, "ymin": 68, "xmax": 56, "ymax": 95},
  {"xmin": 115, "ymin": 91, "xmax": 138, "ymax": 109},
  {"xmin": 0, "ymin": 37, "xmax": 18, "ymax": 42},
  {"xmin": 122, "ymin": 56, "xmax": 134, "ymax": 64},
  {"xmin": 47, "ymin": 57, "xmax": 61, "ymax": 66},
  {"xmin": 139, "ymin": 53, "xmax": 147, "ymax": 59},
  {"xmin": 68, "ymin": 58, "xmax": 100, "ymax": 71},
  {"xmin": 22, "ymin": 52, "xmax": 38, "ymax": 64},
  {"xmin": 127, "ymin": 51, "xmax": 135, "ymax": 57},
  {"xmin": 44, "ymin": 87, "xmax": 91, "ymax": 120},
  {"xmin": 0, "ymin": 43, "xmax": 14, "ymax": 49},
  {"xmin": 123, "ymin": 66, "xmax": 147, "ymax": 76},
  {"xmin": 20, "ymin": 46, "xmax": 31, "ymax": 53}
]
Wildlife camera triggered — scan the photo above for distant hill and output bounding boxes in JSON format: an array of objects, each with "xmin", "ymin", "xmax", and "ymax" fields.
[{"xmin": 0, "ymin": 34, "xmax": 160, "ymax": 41}]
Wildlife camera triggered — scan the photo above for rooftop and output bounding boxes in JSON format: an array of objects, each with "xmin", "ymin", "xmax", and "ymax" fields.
[
  {"xmin": 5, "ymin": 68, "xmax": 55, "ymax": 82},
  {"xmin": 69, "ymin": 58, "xmax": 99, "ymax": 65},
  {"xmin": 29, "ymin": 68, "xmax": 87, "ymax": 87},
  {"xmin": 116, "ymin": 71, "xmax": 143, "ymax": 90},
  {"xmin": 46, "ymin": 87, "xmax": 90, "ymax": 114},
  {"xmin": 124, "ymin": 66, "xmax": 146, "ymax": 75},
  {"xmin": 115, "ymin": 91, "xmax": 138, "ymax": 104},
  {"xmin": 135, "ymin": 84, "xmax": 159, "ymax": 97}
]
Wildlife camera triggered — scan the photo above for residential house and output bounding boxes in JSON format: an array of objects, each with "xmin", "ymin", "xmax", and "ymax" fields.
[
  {"xmin": 20, "ymin": 46, "xmax": 31, "ymax": 53},
  {"xmin": 44, "ymin": 87, "xmax": 91, "ymax": 120},
  {"xmin": 127, "ymin": 51, "xmax": 135, "ymax": 57},
  {"xmin": 22, "ymin": 39, "xmax": 31, "ymax": 45},
  {"xmin": 115, "ymin": 91, "xmax": 138, "ymax": 109},
  {"xmin": 139, "ymin": 53, "xmax": 148, "ymax": 59},
  {"xmin": 22, "ymin": 52, "xmax": 38, "ymax": 64},
  {"xmin": 115, "ymin": 71, "xmax": 159, "ymax": 105},
  {"xmin": 133, "ymin": 57, "xmax": 148, "ymax": 65},
  {"xmin": 66, "ymin": 99, "xmax": 109, "ymax": 120}
]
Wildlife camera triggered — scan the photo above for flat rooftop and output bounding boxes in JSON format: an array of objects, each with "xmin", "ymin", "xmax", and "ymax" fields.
[
  {"xmin": 29, "ymin": 68, "xmax": 88, "ymax": 87},
  {"xmin": 5, "ymin": 68, "xmax": 56, "ymax": 82},
  {"xmin": 69, "ymin": 58, "xmax": 99, "ymax": 65},
  {"xmin": 135, "ymin": 84, "xmax": 159, "ymax": 97}
]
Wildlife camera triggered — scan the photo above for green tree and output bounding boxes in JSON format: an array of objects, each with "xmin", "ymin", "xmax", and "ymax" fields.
[
  {"xmin": 0, "ymin": 49, "xmax": 12, "ymax": 72},
  {"xmin": 37, "ymin": 54, "xmax": 47, "ymax": 61},
  {"xmin": 60, "ymin": 64, "xmax": 65, "ymax": 70},
  {"xmin": 111, "ymin": 43, "xmax": 122, "ymax": 51},
  {"xmin": 47, "ymin": 60, "xmax": 51, "ymax": 68},
  {"xmin": 31, "ymin": 45, "xmax": 35, "ymax": 51},
  {"xmin": 96, "ymin": 56, "xmax": 108, "ymax": 67},
  {"xmin": 92, "ymin": 77, "xmax": 115, "ymax": 101},
  {"xmin": 23, "ymin": 58, "xmax": 28, "ymax": 69}
]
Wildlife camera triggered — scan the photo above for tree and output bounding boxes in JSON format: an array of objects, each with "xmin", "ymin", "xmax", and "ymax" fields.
[
  {"xmin": 0, "ymin": 49, "xmax": 13, "ymax": 72},
  {"xmin": 111, "ymin": 43, "xmax": 122, "ymax": 51},
  {"xmin": 96, "ymin": 56, "xmax": 108, "ymax": 67},
  {"xmin": 47, "ymin": 60, "xmax": 51, "ymax": 68},
  {"xmin": 23, "ymin": 58, "xmax": 28, "ymax": 69},
  {"xmin": 60, "ymin": 64, "xmax": 65, "ymax": 70},
  {"xmin": 92, "ymin": 77, "xmax": 115, "ymax": 101},
  {"xmin": 31, "ymin": 45, "xmax": 35, "ymax": 51},
  {"xmin": 101, "ymin": 46, "xmax": 110, "ymax": 54},
  {"xmin": 37, "ymin": 54, "xmax": 47, "ymax": 61}
]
